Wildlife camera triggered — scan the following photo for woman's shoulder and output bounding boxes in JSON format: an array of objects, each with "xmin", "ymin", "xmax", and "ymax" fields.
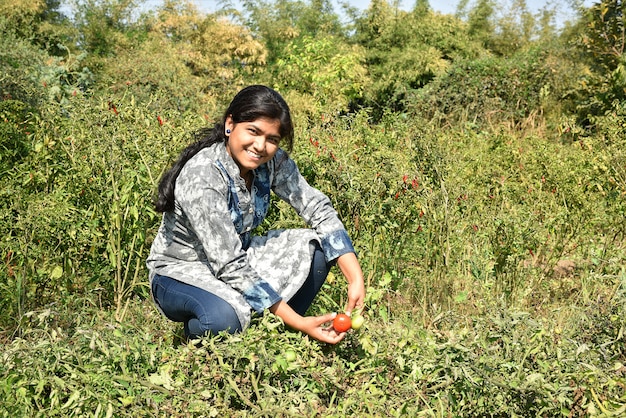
[
  {"xmin": 184, "ymin": 142, "xmax": 226, "ymax": 168},
  {"xmin": 270, "ymin": 148, "xmax": 292, "ymax": 169},
  {"xmin": 196, "ymin": 142, "xmax": 226, "ymax": 161},
  {"xmin": 179, "ymin": 143, "xmax": 228, "ymax": 182}
]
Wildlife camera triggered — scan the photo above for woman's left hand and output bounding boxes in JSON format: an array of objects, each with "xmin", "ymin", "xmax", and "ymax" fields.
[
  {"xmin": 346, "ymin": 279, "xmax": 366, "ymax": 315},
  {"xmin": 336, "ymin": 252, "xmax": 366, "ymax": 315}
]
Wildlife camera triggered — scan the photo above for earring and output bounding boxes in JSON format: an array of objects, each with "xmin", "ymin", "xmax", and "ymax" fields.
[{"xmin": 226, "ymin": 129, "xmax": 231, "ymax": 135}]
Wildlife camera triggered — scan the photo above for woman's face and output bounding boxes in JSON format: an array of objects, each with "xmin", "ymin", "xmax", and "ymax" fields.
[{"xmin": 225, "ymin": 116, "xmax": 281, "ymax": 177}]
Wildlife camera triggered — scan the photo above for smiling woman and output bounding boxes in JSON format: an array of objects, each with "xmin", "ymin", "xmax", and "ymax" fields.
[
  {"xmin": 147, "ymin": 85, "xmax": 366, "ymax": 345},
  {"xmin": 225, "ymin": 117, "xmax": 282, "ymax": 187}
]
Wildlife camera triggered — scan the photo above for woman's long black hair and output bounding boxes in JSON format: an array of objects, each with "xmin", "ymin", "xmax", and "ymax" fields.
[{"xmin": 155, "ymin": 85, "xmax": 294, "ymax": 213}]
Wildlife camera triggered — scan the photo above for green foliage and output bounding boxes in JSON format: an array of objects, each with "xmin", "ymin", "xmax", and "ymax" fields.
[
  {"xmin": 465, "ymin": 0, "xmax": 495, "ymax": 43},
  {"xmin": 439, "ymin": 128, "xmax": 604, "ymax": 299},
  {"xmin": 236, "ymin": 0, "xmax": 346, "ymax": 63},
  {"xmin": 42, "ymin": 50, "xmax": 94, "ymax": 105},
  {"xmin": 485, "ymin": 0, "xmax": 536, "ymax": 55},
  {"xmin": 0, "ymin": 20, "xmax": 49, "ymax": 107},
  {"xmin": 0, "ymin": 0, "xmax": 76, "ymax": 55},
  {"xmin": 290, "ymin": 111, "xmax": 421, "ymax": 281},
  {"xmin": 0, "ymin": 92, "xmax": 202, "ymax": 330},
  {"xmin": 149, "ymin": 1, "xmax": 268, "ymax": 74},
  {"xmin": 70, "ymin": 0, "xmax": 144, "ymax": 56},
  {"xmin": 457, "ymin": 0, "xmax": 561, "ymax": 56},
  {"xmin": 95, "ymin": 31, "xmax": 217, "ymax": 113},
  {"xmin": 0, "ymin": 0, "xmax": 46, "ymax": 34},
  {"xmin": 45, "ymin": 93, "xmax": 197, "ymax": 319},
  {"xmin": 273, "ymin": 35, "xmax": 369, "ymax": 115},
  {"xmin": 0, "ymin": 283, "xmax": 624, "ymax": 416},
  {"xmin": 94, "ymin": 2, "xmax": 267, "ymax": 113},
  {"xmin": 0, "ymin": 16, "xmax": 89, "ymax": 108},
  {"xmin": 571, "ymin": 1, "xmax": 626, "ymax": 126},
  {"xmin": 409, "ymin": 46, "xmax": 570, "ymax": 127},
  {"xmin": 584, "ymin": 101, "xmax": 626, "ymax": 248},
  {"xmin": 0, "ymin": 100, "xmax": 33, "ymax": 173},
  {"xmin": 354, "ymin": 2, "xmax": 487, "ymax": 117},
  {"xmin": 580, "ymin": 0, "xmax": 625, "ymax": 72}
]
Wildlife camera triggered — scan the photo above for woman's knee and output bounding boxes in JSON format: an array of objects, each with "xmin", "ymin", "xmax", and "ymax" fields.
[
  {"xmin": 152, "ymin": 275, "xmax": 242, "ymax": 338},
  {"xmin": 200, "ymin": 310, "xmax": 241, "ymax": 334},
  {"xmin": 190, "ymin": 298, "xmax": 242, "ymax": 337}
]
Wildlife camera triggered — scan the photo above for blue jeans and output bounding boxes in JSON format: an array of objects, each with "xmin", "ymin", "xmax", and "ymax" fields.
[{"xmin": 152, "ymin": 245, "xmax": 331, "ymax": 339}]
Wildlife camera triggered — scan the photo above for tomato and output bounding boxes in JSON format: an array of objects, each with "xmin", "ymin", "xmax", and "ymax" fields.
[
  {"xmin": 351, "ymin": 314, "xmax": 365, "ymax": 330},
  {"xmin": 285, "ymin": 350, "xmax": 297, "ymax": 362},
  {"xmin": 333, "ymin": 313, "xmax": 351, "ymax": 332}
]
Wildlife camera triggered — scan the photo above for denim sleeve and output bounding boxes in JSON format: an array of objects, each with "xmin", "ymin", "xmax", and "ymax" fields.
[
  {"xmin": 243, "ymin": 281, "xmax": 283, "ymax": 313},
  {"xmin": 320, "ymin": 229, "xmax": 355, "ymax": 261}
]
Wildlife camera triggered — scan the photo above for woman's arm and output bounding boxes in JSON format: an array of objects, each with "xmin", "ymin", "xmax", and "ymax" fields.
[
  {"xmin": 269, "ymin": 300, "xmax": 346, "ymax": 344},
  {"xmin": 269, "ymin": 252, "xmax": 365, "ymax": 345},
  {"xmin": 336, "ymin": 252, "xmax": 366, "ymax": 315}
]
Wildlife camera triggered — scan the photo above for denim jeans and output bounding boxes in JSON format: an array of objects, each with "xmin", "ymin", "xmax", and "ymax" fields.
[{"xmin": 152, "ymin": 244, "xmax": 331, "ymax": 339}]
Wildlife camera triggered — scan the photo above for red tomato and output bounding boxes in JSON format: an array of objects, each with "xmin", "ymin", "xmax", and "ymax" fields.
[{"xmin": 333, "ymin": 313, "xmax": 351, "ymax": 332}]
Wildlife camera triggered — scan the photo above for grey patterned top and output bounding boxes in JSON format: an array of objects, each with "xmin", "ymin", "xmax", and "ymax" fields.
[{"xmin": 146, "ymin": 141, "xmax": 355, "ymax": 328}]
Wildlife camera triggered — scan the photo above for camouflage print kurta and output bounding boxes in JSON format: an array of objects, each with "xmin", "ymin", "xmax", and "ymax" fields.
[{"xmin": 146, "ymin": 141, "xmax": 355, "ymax": 329}]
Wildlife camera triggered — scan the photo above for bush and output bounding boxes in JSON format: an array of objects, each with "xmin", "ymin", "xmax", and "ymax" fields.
[
  {"xmin": 0, "ymin": 100, "xmax": 33, "ymax": 172},
  {"xmin": 0, "ymin": 19, "xmax": 48, "ymax": 107},
  {"xmin": 408, "ymin": 46, "xmax": 570, "ymax": 128},
  {"xmin": 355, "ymin": 5, "xmax": 486, "ymax": 118},
  {"xmin": 0, "ymin": 90, "xmax": 208, "ymax": 332},
  {"xmin": 272, "ymin": 35, "xmax": 369, "ymax": 117}
]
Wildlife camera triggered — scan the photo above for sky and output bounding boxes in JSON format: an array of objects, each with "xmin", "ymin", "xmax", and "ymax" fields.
[
  {"xmin": 142, "ymin": 0, "xmax": 595, "ymax": 23},
  {"xmin": 57, "ymin": 0, "xmax": 595, "ymax": 26}
]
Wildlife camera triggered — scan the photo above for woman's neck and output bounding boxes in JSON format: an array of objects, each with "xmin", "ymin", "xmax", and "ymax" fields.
[{"xmin": 242, "ymin": 170, "xmax": 253, "ymax": 191}]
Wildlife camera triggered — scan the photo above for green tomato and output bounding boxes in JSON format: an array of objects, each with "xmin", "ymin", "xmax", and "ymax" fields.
[
  {"xmin": 351, "ymin": 315, "xmax": 365, "ymax": 330},
  {"xmin": 285, "ymin": 350, "xmax": 297, "ymax": 362}
]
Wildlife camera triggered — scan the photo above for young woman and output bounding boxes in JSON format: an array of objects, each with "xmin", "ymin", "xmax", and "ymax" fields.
[{"xmin": 147, "ymin": 85, "xmax": 365, "ymax": 345}]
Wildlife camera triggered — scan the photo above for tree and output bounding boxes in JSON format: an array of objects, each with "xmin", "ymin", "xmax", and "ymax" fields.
[
  {"xmin": 70, "ymin": 0, "xmax": 142, "ymax": 56},
  {"xmin": 273, "ymin": 34, "xmax": 369, "ymax": 115},
  {"xmin": 96, "ymin": 0, "xmax": 268, "ymax": 111},
  {"xmin": 572, "ymin": 0, "xmax": 626, "ymax": 125},
  {"xmin": 150, "ymin": 0, "xmax": 267, "ymax": 76},
  {"xmin": 354, "ymin": 0, "xmax": 487, "ymax": 117},
  {"xmin": 353, "ymin": 0, "xmax": 395, "ymax": 48},
  {"xmin": 0, "ymin": 0, "xmax": 76, "ymax": 55},
  {"xmin": 580, "ymin": 0, "xmax": 625, "ymax": 72},
  {"xmin": 234, "ymin": 0, "xmax": 345, "ymax": 63},
  {"xmin": 467, "ymin": 0, "xmax": 495, "ymax": 44}
]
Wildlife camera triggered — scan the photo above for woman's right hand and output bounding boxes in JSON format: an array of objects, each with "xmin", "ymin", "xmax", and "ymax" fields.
[
  {"xmin": 270, "ymin": 301, "xmax": 346, "ymax": 344},
  {"xmin": 300, "ymin": 312, "xmax": 346, "ymax": 344}
]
